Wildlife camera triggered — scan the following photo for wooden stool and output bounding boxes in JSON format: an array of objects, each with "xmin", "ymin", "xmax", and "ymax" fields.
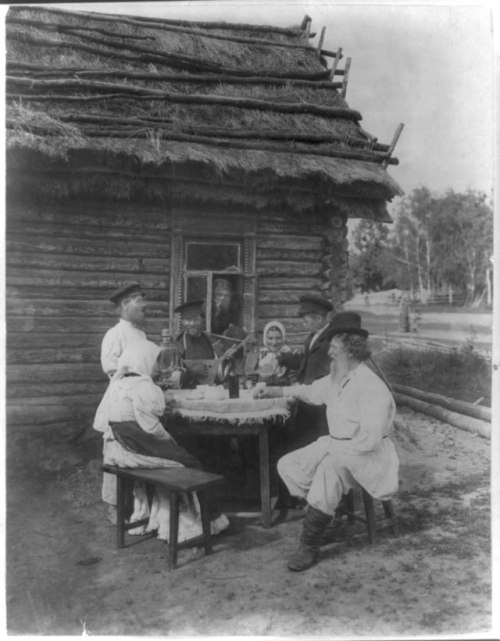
[
  {"xmin": 103, "ymin": 465, "xmax": 225, "ymax": 569},
  {"xmin": 340, "ymin": 487, "xmax": 399, "ymax": 543}
]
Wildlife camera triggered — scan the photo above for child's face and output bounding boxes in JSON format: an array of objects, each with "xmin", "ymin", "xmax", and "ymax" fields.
[{"xmin": 266, "ymin": 328, "xmax": 284, "ymax": 352}]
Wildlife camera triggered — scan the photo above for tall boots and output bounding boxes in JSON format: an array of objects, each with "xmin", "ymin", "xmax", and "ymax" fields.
[{"xmin": 287, "ymin": 505, "xmax": 332, "ymax": 572}]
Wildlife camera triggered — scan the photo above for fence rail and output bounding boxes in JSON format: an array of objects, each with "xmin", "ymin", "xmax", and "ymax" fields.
[{"xmin": 372, "ymin": 333, "xmax": 492, "ymax": 362}]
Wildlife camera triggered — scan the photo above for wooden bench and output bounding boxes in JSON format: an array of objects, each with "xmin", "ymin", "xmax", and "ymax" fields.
[
  {"xmin": 102, "ymin": 465, "xmax": 225, "ymax": 569},
  {"xmin": 339, "ymin": 487, "xmax": 399, "ymax": 543}
]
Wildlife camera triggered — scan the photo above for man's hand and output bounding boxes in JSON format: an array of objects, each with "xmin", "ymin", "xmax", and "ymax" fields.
[{"xmin": 253, "ymin": 385, "xmax": 283, "ymax": 399}]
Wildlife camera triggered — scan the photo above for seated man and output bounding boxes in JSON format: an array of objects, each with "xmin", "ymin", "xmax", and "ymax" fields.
[
  {"xmin": 174, "ymin": 299, "xmax": 216, "ymax": 388},
  {"xmin": 255, "ymin": 312, "xmax": 399, "ymax": 572}
]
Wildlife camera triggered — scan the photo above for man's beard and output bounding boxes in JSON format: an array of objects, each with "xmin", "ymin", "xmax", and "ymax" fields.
[{"xmin": 330, "ymin": 359, "xmax": 349, "ymax": 381}]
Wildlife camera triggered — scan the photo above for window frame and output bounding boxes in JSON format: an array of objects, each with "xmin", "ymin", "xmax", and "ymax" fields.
[{"xmin": 170, "ymin": 228, "xmax": 256, "ymax": 337}]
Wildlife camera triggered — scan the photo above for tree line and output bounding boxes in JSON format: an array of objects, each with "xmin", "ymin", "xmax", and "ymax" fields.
[{"xmin": 349, "ymin": 187, "xmax": 493, "ymax": 306}]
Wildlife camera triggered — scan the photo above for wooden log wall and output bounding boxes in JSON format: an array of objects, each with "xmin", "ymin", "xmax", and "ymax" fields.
[
  {"xmin": 6, "ymin": 196, "xmax": 171, "ymax": 434},
  {"xmin": 256, "ymin": 209, "xmax": 348, "ymax": 347},
  {"xmin": 321, "ymin": 211, "xmax": 349, "ymax": 307},
  {"xmin": 6, "ymin": 195, "xmax": 350, "ymax": 434}
]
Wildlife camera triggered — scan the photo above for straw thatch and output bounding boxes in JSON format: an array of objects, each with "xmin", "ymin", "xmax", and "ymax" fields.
[{"xmin": 6, "ymin": 5, "xmax": 403, "ymax": 218}]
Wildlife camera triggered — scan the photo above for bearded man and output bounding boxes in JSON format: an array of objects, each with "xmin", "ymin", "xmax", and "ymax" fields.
[{"xmin": 255, "ymin": 312, "xmax": 399, "ymax": 571}]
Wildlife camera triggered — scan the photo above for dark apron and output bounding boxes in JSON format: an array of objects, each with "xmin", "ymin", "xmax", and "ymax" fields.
[{"xmin": 109, "ymin": 420, "xmax": 203, "ymax": 470}]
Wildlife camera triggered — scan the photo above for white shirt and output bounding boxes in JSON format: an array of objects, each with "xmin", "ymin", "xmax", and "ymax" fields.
[
  {"xmin": 100, "ymin": 319, "xmax": 147, "ymax": 376},
  {"xmin": 284, "ymin": 363, "xmax": 399, "ymax": 499},
  {"xmin": 107, "ymin": 375, "xmax": 168, "ymax": 441},
  {"xmin": 284, "ymin": 362, "xmax": 396, "ymax": 453}
]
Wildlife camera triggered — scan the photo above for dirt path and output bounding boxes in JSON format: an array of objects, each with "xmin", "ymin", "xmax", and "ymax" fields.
[{"xmin": 6, "ymin": 408, "xmax": 491, "ymax": 637}]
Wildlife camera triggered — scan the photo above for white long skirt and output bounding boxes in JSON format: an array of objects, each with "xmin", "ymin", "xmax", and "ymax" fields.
[{"xmin": 104, "ymin": 439, "xmax": 228, "ymax": 542}]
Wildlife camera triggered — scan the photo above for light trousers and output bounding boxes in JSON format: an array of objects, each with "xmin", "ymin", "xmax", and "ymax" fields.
[{"xmin": 277, "ymin": 436, "xmax": 357, "ymax": 517}]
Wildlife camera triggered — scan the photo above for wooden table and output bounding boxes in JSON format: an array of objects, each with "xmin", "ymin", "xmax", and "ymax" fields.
[{"xmin": 165, "ymin": 392, "xmax": 294, "ymax": 528}]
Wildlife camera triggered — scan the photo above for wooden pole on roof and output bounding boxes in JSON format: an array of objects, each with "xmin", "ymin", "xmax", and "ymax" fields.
[
  {"xmin": 8, "ymin": 15, "xmax": 341, "ymax": 58},
  {"xmin": 7, "ymin": 31, "xmax": 332, "ymax": 80},
  {"xmin": 340, "ymin": 57, "xmax": 351, "ymax": 98},
  {"xmin": 7, "ymin": 77, "xmax": 364, "ymax": 120},
  {"xmin": 7, "ymin": 62, "xmax": 344, "ymax": 89},
  {"xmin": 9, "ymin": 5, "xmax": 301, "ymax": 36},
  {"xmin": 301, "ymin": 15, "xmax": 312, "ymax": 43},
  {"xmin": 382, "ymin": 123, "xmax": 404, "ymax": 168},
  {"xmin": 328, "ymin": 48, "xmax": 343, "ymax": 81},
  {"xmin": 316, "ymin": 27, "xmax": 326, "ymax": 57}
]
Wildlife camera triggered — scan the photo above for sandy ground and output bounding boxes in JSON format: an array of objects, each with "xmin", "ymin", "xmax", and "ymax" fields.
[{"xmin": 5, "ymin": 405, "xmax": 492, "ymax": 638}]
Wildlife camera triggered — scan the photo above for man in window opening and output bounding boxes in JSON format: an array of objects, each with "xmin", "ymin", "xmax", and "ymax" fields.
[
  {"xmin": 175, "ymin": 299, "xmax": 216, "ymax": 388},
  {"xmin": 93, "ymin": 281, "xmax": 148, "ymax": 525},
  {"xmin": 211, "ymin": 277, "xmax": 243, "ymax": 337}
]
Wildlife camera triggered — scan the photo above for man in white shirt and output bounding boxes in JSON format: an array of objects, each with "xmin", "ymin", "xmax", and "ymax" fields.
[
  {"xmin": 256, "ymin": 312, "xmax": 399, "ymax": 571},
  {"xmin": 100, "ymin": 282, "xmax": 148, "ymax": 377},
  {"xmin": 94, "ymin": 282, "xmax": 148, "ymax": 523}
]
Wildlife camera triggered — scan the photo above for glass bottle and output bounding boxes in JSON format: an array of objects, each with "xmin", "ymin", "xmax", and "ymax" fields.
[
  {"xmin": 225, "ymin": 362, "xmax": 240, "ymax": 399},
  {"xmin": 158, "ymin": 328, "xmax": 180, "ymax": 388}
]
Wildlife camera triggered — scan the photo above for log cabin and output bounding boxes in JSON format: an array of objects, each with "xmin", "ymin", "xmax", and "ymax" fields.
[{"xmin": 5, "ymin": 5, "xmax": 403, "ymax": 438}]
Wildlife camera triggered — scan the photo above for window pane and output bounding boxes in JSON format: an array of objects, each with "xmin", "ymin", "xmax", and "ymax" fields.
[
  {"xmin": 186, "ymin": 242, "xmax": 240, "ymax": 271},
  {"xmin": 185, "ymin": 275, "xmax": 208, "ymax": 303}
]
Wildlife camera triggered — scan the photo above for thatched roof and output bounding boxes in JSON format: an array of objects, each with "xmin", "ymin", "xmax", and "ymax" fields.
[{"xmin": 5, "ymin": 5, "xmax": 403, "ymax": 219}]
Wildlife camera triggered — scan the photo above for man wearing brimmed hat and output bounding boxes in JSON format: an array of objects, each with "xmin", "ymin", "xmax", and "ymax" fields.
[
  {"xmin": 257, "ymin": 312, "xmax": 399, "ymax": 571},
  {"xmin": 93, "ymin": 282, "xmax": 148, "ymax": 524},
  {"xmin": 272, "ymin": 295, "xmax": 339, "ymax": 509}
]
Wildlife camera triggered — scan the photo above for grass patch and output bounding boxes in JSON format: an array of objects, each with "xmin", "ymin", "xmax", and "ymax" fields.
[{"xmin": 377, "ymin": 346, "xmax": 491, "ymax": 405}]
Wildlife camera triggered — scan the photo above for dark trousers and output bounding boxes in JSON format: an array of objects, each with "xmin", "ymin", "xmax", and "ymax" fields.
[{"xmin": 284, "ymin": 401, "xmax": 328, "ymax": 453}]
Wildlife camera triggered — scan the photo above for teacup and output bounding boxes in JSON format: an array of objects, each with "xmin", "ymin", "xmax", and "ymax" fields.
[{"xmin": 254, "ymin": 382, "xmax": 267, "ymax": 397}]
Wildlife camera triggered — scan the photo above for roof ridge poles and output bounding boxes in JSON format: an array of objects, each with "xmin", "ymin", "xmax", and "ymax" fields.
[
  {"xmin": 8, "ymin": 5, "xmax": 303, "ymax": 36},
  {"xmin": 340, "ymin": 58, "xmax": 352, "ymax": 99},
  {"xmin": 6, "ymin": 62, "xmax": 344, "ymax": 89},
  {"xmin": 5, "ymin": 122, "xmax": 398, "ymax": 164},
  {"xmin": 7, "ymin": 77, "xmax": 363, "ymax": 120},
  {"xmin": 301, "ymin": 15, "xmax": 312, "ymax": 43},
  {"xmin": 316, "ymin": 27, "xmax": 326, "ymax": 57},
  {"xmin": 382, "ymin": 123, "xmax": 405, "ymax": 168},
  {"xmin": 328, "ymin": 48, "xmax": 343, "ymax": 81},
  {"xmin": 7, "ymin": 15, "xmax": 341, "ymax": 58},
  {"xmin": 6, "ymin": 31, "xmax": 331, "ymax": 81}
]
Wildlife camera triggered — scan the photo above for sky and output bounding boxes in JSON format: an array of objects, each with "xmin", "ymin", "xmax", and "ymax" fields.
[{"xmin": 31, "ymin": 0, "xmax": 496, "ymax": 203}]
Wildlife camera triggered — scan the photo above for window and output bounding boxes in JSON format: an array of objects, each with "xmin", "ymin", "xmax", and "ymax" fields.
[
  {"xmin": 171, "ymin": 231, "xmax": 256, "ymax": 336},
  {"xmin": 185, "ymin": 241, "xmax": 243, "ymax": 335}
]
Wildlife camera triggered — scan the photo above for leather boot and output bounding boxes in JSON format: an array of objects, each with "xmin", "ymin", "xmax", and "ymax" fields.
[
  {"xmin": 321, "ymin": 517, "xmax": 347, "ymax": 544},
  {"xmin": 287, "ymin": 505, "xmax": 332, "ymax": 572}
]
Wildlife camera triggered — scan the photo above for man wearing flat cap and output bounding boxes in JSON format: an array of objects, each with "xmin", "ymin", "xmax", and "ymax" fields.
[
  {"xmin": 278, "ymin": 294, "xmax": 337, "ymax": 441},
  {"xmin": 93, "ymin": 282, "xmax": 148, "ymax": 523},
  {"xmin": 279, "ymin": 294, "xmax": 336, "ymax": 385},
  {"xmin": 257, "ymin": 313, "xmax": 399, "ymax": 572},
  {"xmin": 100, "ymin": 282, "xmax": 148, "ymax": 378},
  {"xmin": 174, "ymin": 299, "xmax": 216, "ymax": 387}
]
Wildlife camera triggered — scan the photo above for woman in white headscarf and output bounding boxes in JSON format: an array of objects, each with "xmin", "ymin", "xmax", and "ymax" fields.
[
  {"xmin": 256, "ymin": 320, "xmax": 293, "ymax": 385},
  {"xmin": 103, "ymin": 340, "xmax": 228, "ymax": 542}
]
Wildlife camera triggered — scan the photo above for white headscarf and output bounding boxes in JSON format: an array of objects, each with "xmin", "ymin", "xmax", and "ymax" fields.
[
  {"xmin": 112, "ymin": 340, "xmax": 162, "ymax": 381},
  {"xmin": 262, "ymin": 320, "xmax": 287, "ymax": 350}
]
